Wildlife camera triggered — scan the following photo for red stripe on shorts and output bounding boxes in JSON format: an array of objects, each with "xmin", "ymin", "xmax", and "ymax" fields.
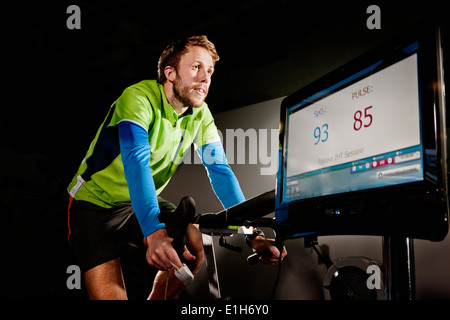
[{"xmin": 67, "ymin": 196, "xmax": 74, "ymax": 244}]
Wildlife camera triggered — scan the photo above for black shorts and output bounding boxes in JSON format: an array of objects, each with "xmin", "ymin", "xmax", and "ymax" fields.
[{"xmin": 67, "ymin": 196, "xmax": 176, "ymax": 274}]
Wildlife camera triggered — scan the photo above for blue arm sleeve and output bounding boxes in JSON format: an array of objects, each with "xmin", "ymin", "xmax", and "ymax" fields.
[
  {"xmin": 196, "ymin": 141, "xmax": 245, "ymax": 208},
  {"xmin": 118, "ymin": 121, "xmax": 165, "ymax": 238}
]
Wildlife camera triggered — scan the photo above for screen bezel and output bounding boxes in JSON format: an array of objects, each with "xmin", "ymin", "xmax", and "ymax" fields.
[{"xmin": 275, "ymin": 24, "xmax": 448, "ymax": 241}]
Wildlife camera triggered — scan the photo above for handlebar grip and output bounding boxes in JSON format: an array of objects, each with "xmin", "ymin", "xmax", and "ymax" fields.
[{"xmin": 158, "ymin": 196, "xmax": 197, "ymax": 257}]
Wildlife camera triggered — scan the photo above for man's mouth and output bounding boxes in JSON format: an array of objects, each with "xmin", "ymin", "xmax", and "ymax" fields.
[{"xmin": 193, "ymin": 87, "xmax": 207, "ymax": 96}]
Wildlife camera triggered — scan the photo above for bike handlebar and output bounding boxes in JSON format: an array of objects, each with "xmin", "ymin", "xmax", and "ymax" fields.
[
  {"xmin": 158, "ymin": 190, "xmax": 278, "ymax": 263},
  {"xmin": 195, "ymin": 190, "xmax": 276, "ymax": 228}
]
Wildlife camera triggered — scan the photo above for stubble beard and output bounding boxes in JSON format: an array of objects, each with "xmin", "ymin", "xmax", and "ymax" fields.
[{"xmin": 172, "ymin": 75, "xmax": 207, "ymax": 109}]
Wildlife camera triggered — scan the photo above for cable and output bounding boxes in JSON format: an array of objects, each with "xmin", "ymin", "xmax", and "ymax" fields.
[
  {"xmin": 270, "ymin": 240, "xmax": 284, "ymax": 300},
  {"xmin": 164, "ymin": 269, "xmax": 170, "ymax": 300},
  {"xmin": 270, "ymin": 252, "xmax": 282, "ymax": 300}
]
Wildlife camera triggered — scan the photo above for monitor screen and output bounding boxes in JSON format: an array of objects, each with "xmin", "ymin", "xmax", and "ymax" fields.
[
  {"xmin": 284, "ymin": 51, "xmax": 422, "ymax": 203},
  {"xmin": 275, "ymin": 24, "xmax": 448, "ymax": 241}
]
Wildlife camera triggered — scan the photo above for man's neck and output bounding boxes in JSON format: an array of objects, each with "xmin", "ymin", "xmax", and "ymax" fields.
[{"xmin": 168, "ymin": 98, "xmax": 189, "ymax": 116}]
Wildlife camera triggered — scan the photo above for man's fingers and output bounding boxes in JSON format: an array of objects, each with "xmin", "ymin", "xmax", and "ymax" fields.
[
  {"xmin": 148, "ymin": 250, "xmax": 181, "ymax": 270},
  {"xmin": 145, "ymin": 225, "xmax": 205, "ymax": 271},
  {"xmin": 145, "ymin": 234, "xmax": 183, "ymax": 270},
  {"xmin": 254, "ymin": 241, "xmax": 288, "ymax": 266},
  {"xmin": 182, "ymin": 245, "xmax": 196, "ymax": 262},
  {"xmin": 166, "ymin": 246, "xmax": 183, "ymax": 269}
]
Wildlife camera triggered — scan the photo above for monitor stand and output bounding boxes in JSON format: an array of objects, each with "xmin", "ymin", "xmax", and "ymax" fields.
[{"xmin": 383, "ymin": 236, "xmax": 416, "ymax": 300}]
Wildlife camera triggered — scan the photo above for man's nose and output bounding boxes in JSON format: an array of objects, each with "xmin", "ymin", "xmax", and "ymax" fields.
[{"xmin": 198, "ymin": 69, "xmax": 210, "ymax": 84}]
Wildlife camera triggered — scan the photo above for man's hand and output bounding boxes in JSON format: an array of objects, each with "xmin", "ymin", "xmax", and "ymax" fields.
[
  {"xmin": 250, "ymin": 235, "xmax": 287, "ymax": 265},
  {"xmin": 144, "ymin": 228, "xmax": 182, "ymax": 270},
  {"xmin": 144, "ymin": 224, "xmax": 205, "ymax": 272}
]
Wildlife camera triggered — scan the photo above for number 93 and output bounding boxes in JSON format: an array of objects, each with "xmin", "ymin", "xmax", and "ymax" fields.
[{"xmin": 314, "ymin": 124, "xmax": 329, "ymax": 145}]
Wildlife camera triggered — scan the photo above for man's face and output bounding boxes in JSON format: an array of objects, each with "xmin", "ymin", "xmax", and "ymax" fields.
[{"xmin": 172, "ymin": 46, "xmax": 215, "ymax": 109}]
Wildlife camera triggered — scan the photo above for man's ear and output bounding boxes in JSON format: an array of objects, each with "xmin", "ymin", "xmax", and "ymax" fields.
[{"xmin": 164, "ymin": 66, "xmax": 176, "ymax": 82}]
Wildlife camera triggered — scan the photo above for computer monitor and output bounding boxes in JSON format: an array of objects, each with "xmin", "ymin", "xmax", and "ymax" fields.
[{"xmin": 275, "ymin": 24, "xmax": 448, "ymax": 241}]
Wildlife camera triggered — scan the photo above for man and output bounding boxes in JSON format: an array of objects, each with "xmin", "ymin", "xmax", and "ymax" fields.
[{"xmin": 67, "ymin": 35, "xmax": 286, "ymax": 300}]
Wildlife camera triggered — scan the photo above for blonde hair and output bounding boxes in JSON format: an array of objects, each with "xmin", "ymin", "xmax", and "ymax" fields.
[{"xmin": 157, "ymin": 35, "xmax": 220, "ymax": 84}]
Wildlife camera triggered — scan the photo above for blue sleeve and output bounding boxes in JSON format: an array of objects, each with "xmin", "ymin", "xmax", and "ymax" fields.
[
  {"xmin": 118, "ymin": 121, "xmax": 165, "ymax": 238},
  {"xmin": 196, "ymin": 141, "xmax": 245, "ymax": 208}
]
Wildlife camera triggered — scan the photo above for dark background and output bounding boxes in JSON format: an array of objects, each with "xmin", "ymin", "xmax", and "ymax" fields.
[{"xmin": 1, "ymin": 0, "xmax": 449, "ymax": 299}]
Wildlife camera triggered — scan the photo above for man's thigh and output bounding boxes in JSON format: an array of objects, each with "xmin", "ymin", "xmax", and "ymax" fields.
[
  {"xmin": 84, "ymin": 258, "xmax": 127, "ymax": 300},
  {"xmin": 68, "ymin": 196, "xmax": 178, "ymax": 298},
  {"xmin": 68, "ymin": 199, "xmax": 136, "ymax": 273}
]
